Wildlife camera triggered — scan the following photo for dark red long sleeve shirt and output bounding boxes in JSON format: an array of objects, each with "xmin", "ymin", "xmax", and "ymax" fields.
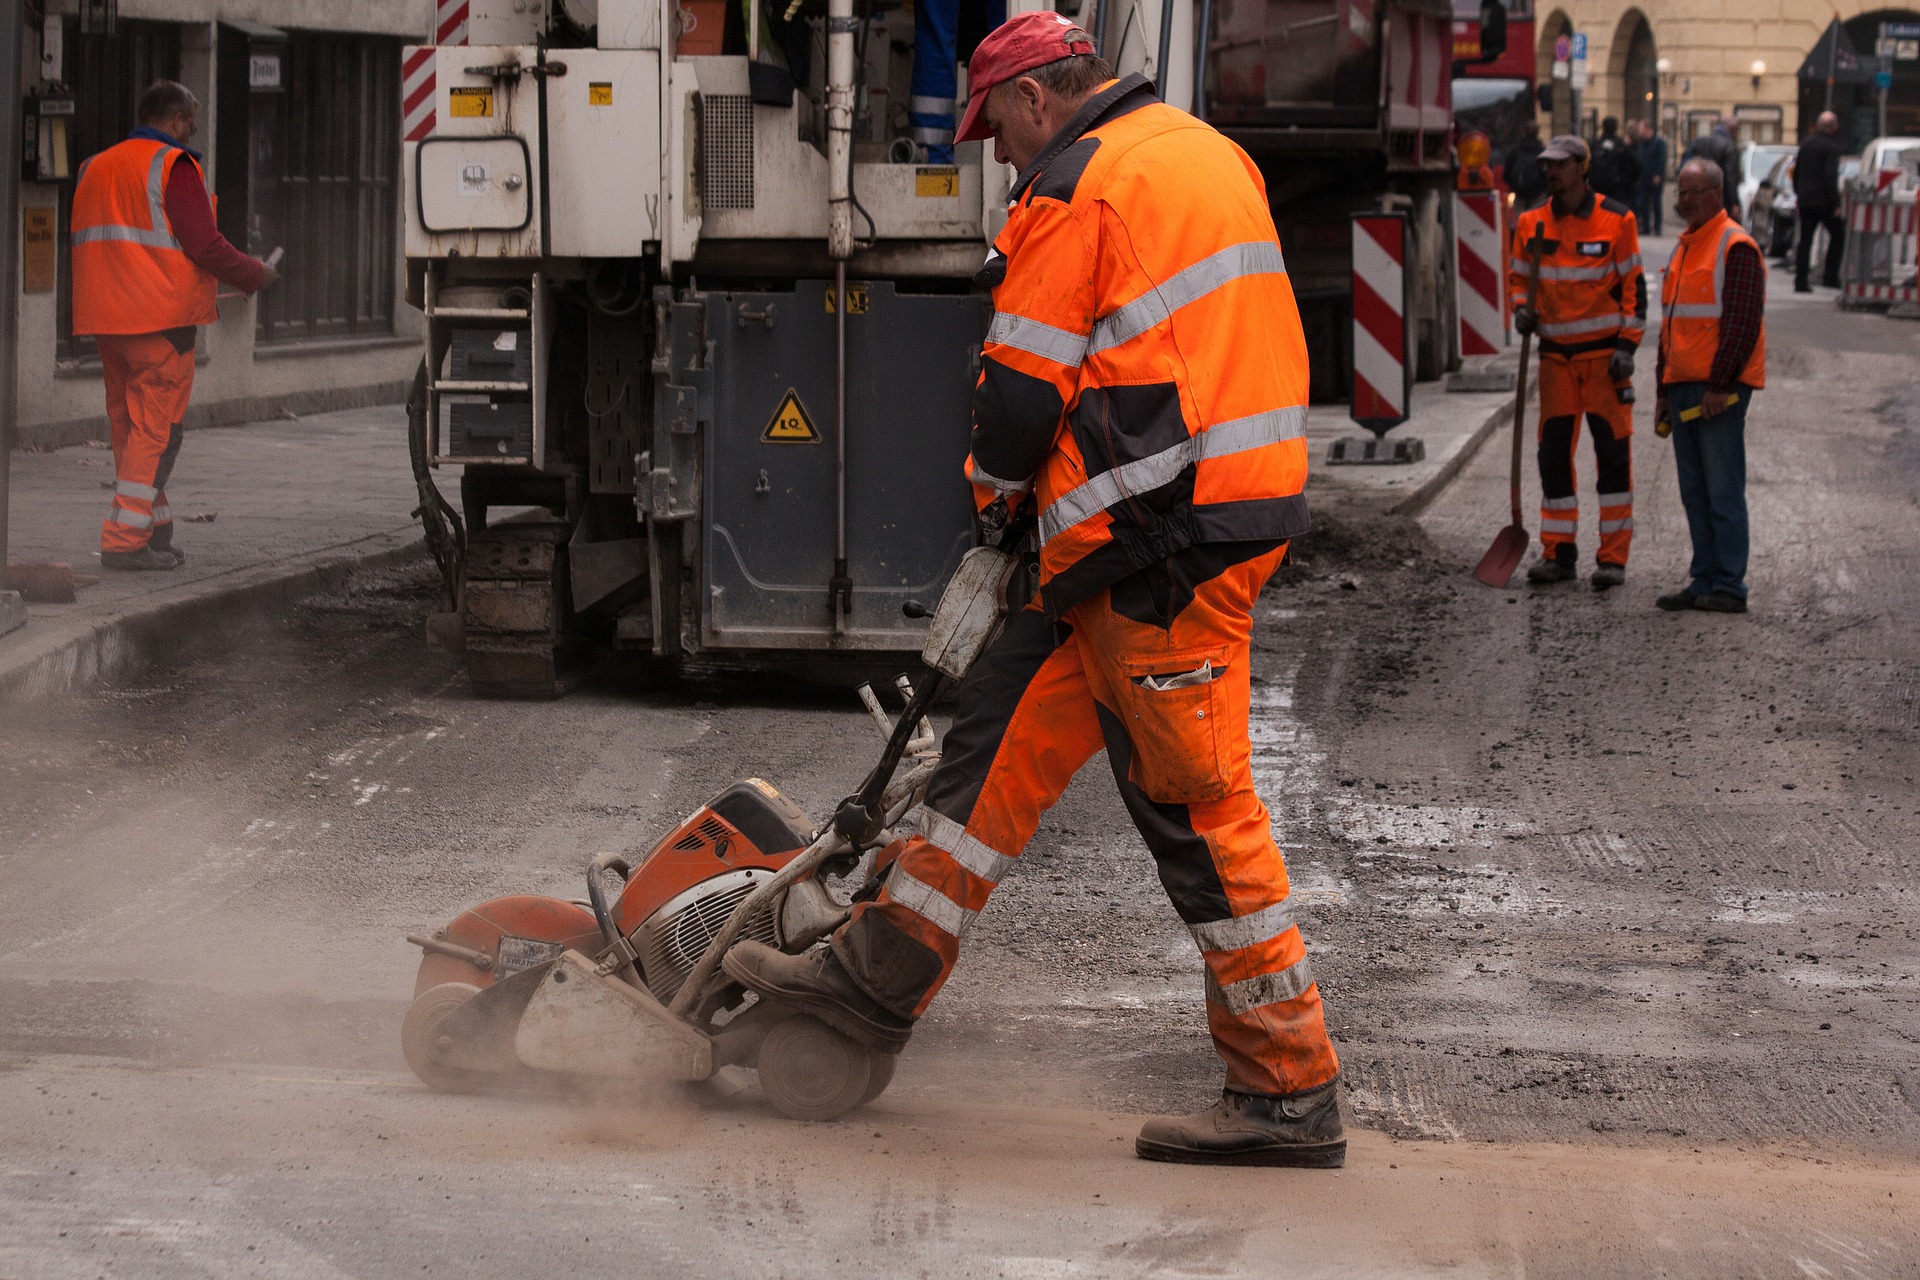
[{"xmin": 163, "ymin": 156, "xmax": 267, "ymax": 295}]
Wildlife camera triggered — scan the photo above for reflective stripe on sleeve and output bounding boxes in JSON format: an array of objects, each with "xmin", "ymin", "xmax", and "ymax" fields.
[
  {"xmin": 967, "ymin": 458, "xmax": 1033, "ymax": 495},
  {"xmin": 1189, "ymin": 897, "xmax": 1296, "ymax": 953},
  {"xmin": 916, "ymin": 809, "xmax": 1018, "ymax": 885},
  {"xmin": 1208, "ymin": 954, "xmax": 1316, "ymax": 1015},
  {"xmin": 884, "ymin": 864, "xmax": 977, "ymax": 939},
  {"xmin": 910, "ymin": 126, "xmax": 955, "ymax": 146},
  {"xmin": 73, "ymin": 147, "xmax": 182, "ymax": 251},
  {"xmin": 116, "ymin": 479, "xmax": 159, "ymax": 501},
  {"xmin": 1086, "ymin": 241, "xmax": 1287, "ymax": 355},
  {"xmin": 986, "ymin": 311, "xmax": 1090, "ymax": 368},
  {"xmin": 910, "ymin": 95, "xmax": 955, "ymax": 116},
  {"xmin": 1039, "ymin": 404, "xmax": 1306, "ymax": 543}
]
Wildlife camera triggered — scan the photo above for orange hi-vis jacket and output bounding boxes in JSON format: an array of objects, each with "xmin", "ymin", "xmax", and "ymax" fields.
[
  {"xmin": 71, "ymin": 137, "xmax": 219, "ymax": 336},
  {"xmin": 1506, "ymin": 192, "xmax": 1646, "ymax": 358},
  {"xmin": 965, "ymin": 75, "xmax": 1311, "ymax": 619},
  {"xmin": 1659, "ymin": 209, "xmax": 1767, "ymax": 389}
]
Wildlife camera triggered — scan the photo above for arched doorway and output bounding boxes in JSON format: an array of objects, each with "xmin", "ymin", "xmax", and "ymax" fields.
[
  {"xmin": 1610, "ymin": 9, "xmax": 1658, "ymax": 129},
  {"xmin": 1847, "ymin": 9, "xmax": 1920, "ymax": 143},
  {"xmin": 1537, "ymin": 9, "xmax": 1573, "ymax": 136}
]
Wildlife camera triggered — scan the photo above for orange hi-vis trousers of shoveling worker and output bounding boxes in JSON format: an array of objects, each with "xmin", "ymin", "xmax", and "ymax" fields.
[
  {"xmin": 830, "ymin": 544, "xmax": 1340, "ymax": 1098},
  {"xmin": 1537, "ymin": 353, "xmax": 1634, "ymax": 567},
  {"xmin": 97, "ymin": 331, "xmax": 194, "ymax": 554}
]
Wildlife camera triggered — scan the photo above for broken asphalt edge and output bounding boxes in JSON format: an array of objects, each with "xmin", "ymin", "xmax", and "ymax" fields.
[
  {"xmin": 0, "ymin": 528, "xmax": 426, "ymax": 706},
  {"xmin": 1383, "ymin": 394, "xmax": 1515, "ymax": 519}
]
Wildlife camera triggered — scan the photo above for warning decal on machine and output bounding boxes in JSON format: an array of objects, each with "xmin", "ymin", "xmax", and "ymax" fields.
[
  {"xmin": 762, "ymin": 389, "xmax": 821, "ymax": 443},
  {"xmin": 449, "ymin": 86, "xmax": 494, "ymax": 117}
]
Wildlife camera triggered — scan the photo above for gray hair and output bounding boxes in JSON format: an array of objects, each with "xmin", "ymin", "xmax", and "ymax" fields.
[
  {"xmin": 1017, "ymin": 54, "xmax": 1116, "ymax": 102},
  {"xmin": 1678, "ymin": 156, "xmax": 1723, "ymax": 189},
  {"xmin": 136, "ymin": 80, "xmax": 199, "ymax": 125}
]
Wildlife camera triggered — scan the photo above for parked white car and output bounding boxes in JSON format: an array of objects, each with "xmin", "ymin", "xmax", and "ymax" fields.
[
  {"xmin": 1855, "ymin": 137, "xmax": 1920, "ymax": 194},
  {"xmin": 1737, "ymin": 142, "xmax": 1796, "ymax": 217}
]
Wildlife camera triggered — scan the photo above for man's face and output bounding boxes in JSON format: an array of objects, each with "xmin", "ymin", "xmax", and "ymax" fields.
[
  {"xmin": 980, "ymin": 76, "xmax": 1053, "ymax": 171},
  {"xmin": 1674, "ymin": 172, "xmax": 1720, "ymax": 228},
  {"xmin": 1542, "ymin": 155, "xmax": 1584, "ymax": 201}
]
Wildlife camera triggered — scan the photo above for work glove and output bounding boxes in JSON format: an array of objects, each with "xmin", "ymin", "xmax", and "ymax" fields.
[
  {"xmin": 1608, "ymin": 347, "xmax": 1635, "ymax": 383},
  {"xmin": 1513, "ymin": 305, "xmax": 1537, "ymax": 337}
]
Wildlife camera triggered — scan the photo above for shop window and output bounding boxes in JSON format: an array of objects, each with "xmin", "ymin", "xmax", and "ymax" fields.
[
  {"xmin": 247, "ymin": 32, "xmax": 400, "ymax": 345},
  {"xmin": 54, "ymin": 20, "xmax": 183, "ymax": 362}
]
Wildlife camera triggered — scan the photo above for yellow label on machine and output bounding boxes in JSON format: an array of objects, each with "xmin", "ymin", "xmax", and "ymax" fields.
[
  {"xmin": 449, "ymin": 86, "xmax": 494, "ymax": 118},
  {"xmin": 762, "ymin": 390, "xmax": 821, "ymax": 443},
  {"xmin": 824, "ymin": 283, "xmax": 869, "ymax": 315},
  {"xmin": 589, "ymin": 81, "xmax": 613, "ymax": 106},
  {"xmin": 915, "ymin": 166, "xmax": 960, "ymax": 197}
]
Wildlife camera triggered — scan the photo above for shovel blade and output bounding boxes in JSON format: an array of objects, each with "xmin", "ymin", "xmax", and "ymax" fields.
[{"xmin": 1473, "ymin": 524, "xmax": 1529, "ymax": 588}]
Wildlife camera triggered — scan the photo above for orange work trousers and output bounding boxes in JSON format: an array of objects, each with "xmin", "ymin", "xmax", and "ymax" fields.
[
  {"xmin": 98, "ymin": 331, "xmax": 195, "ymax": 554},
  {"xmin": 832, "ymin": 545, "xmax": 1341, "ymax": 1098},
  {"xmin": 1536, "ymin": 353, "xmax": 1633, "ymax": 567}
]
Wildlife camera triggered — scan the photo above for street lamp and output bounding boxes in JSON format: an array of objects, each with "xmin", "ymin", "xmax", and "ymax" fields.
[{"xmin": 1750, "ymin": 58, "xmax": 1766, "ymax": 91}]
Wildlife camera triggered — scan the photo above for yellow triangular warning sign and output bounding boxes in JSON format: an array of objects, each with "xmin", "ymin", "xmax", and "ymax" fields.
[{"xmin": 762, "ymin": 389, "xmax": 821, "ymax": 443}]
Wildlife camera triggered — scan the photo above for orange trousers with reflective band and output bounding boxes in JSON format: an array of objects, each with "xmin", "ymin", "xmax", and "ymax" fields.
[
  {"xmin": 1536, "ymin": 353, "xmax": 1633, "ymax": 567},
  {"xmin": 98, "ymin": 332, "xmax": 194, "ymax": 554},
  {"xmin": 831, "ymin": 545, "xmax": 1340, "ymax": 1097}
]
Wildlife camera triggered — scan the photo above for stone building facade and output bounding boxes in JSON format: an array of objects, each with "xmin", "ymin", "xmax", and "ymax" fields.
[{"xmin": 13, "ymin": 1, "xmax": 433, "ymax": 448}]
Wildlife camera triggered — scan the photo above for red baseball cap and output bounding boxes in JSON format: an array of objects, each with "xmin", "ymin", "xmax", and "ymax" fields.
[{"xmin": 954, "ymin": 11, "xmax": 1100, "ymax": 144}]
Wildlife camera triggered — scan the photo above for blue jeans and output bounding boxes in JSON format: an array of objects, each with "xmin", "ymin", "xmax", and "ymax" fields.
[{"xmin": 1666, "ymin": 382, "xmax": 1752, "ymax": 598}]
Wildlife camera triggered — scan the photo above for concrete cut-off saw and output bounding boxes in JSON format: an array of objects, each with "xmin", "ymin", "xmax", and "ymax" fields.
[{"xmin": 401, "ymin": 536, "xmax": 1022, "ymax": 1121}]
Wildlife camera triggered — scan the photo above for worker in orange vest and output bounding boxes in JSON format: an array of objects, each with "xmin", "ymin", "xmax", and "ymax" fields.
[
  {"xmin": 724, "ymin": 12, "xmax": 1344, "ymax": 1169},
  {"xmin": 1506, "ymin": 135, "xmax": 1646, "ymax": 590},
  {"xmin": 1654, "ymin": 157, "xmax": 1766, "ymax": 614},
  {"xmin": 70, "ymin": 80, "xmax": 276, "ymax": 570}
]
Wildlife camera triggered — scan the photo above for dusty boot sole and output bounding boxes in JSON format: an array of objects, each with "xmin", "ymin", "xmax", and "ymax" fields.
[
  {"xmin": 720, "ymin": 949, "xmax": 911, "ymax": 1054},
  {"xmin": 1134, "ymin": 1136, "xmax": 1348, "ymax": 1168}
]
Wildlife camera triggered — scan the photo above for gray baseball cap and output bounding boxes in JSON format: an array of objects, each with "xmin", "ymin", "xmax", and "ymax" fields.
[{"xmin": 1539, "ymin": 134, "xmax": 1590, "ymax": 163}]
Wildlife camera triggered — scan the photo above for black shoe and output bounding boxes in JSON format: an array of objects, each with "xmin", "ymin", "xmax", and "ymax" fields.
[
  {"xmin": 1694, "ymin": 590, "xmax": 1748, "ymax": 614},
  {"xmin": 1591, "ymin": 564, "xmax": 1626, "ymax": 590},
  {"xmin": 1136, "ymin": 1082, "xmax": 1347, "ymax": 1168},
  {"xmin": 1655, "ymin": 589, "xmax": 1699, "ymax": 611},
  {"xmin": 1794, "ymin": 282, "xmax": 1813, "ymax": 294},
  {"xmin": 1526, "ymin": 556, "xmax": 1577, "ymax": 585},
  {"xmin": 721, "ymin": 939, "xmax": 914, "ymax": 1053},
  {"xmin": 148, "ymin": 531, "xmax": 185, "ymax": 566},
  {"xmin": 100, "ymin": 547, "xmax": 181, "ymax": 572}
]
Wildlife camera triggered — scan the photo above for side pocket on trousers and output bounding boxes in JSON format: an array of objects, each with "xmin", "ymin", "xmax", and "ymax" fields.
[{"xmin": 1114, "ymin": 650, "xmax": 1230, "ymax": 805}]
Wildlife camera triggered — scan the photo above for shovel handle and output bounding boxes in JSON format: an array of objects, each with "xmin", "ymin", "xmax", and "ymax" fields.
[{"xmin": 1509, "ymin": 235, "xmax": 1549, "ymax": 527}]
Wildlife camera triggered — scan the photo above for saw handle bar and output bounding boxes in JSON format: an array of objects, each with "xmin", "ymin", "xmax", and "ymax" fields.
[
  {"xmin": 586, "ymin": 852, "xmax": 642, "ymax": 982},
  {"xmin": 666, "ymin": 753, "xmax": 940, "ymax": 1021}
]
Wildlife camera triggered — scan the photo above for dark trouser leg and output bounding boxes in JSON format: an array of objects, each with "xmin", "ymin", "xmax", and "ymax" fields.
[
  {"xmin": 1821, "ymin": 210, "xmax": 1846, "ymax": 288},
  {"xmin": 1692, "ymin": 388, "xmax": 1751, "ymax": 597},
  {"xmin": 1667, "ymin": 383, "xmax": 1718, "ymax": 597},
  {"xmin": 1795, "ymin": 209, "xmax": 1824, "ymax": 287}
]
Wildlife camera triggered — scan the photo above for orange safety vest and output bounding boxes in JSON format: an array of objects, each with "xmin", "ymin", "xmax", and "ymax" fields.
[
  {"xmin": 966, "ymin": 75, "xmax": 1310, "ymax": 618},
  {"xmin": 70, "ymin": 137, "xmax": 219, "ymax": 336},
  {"xmin": 1658, "ymin": 210, "xmax": 1767, "ymax": 389},
  {"xmin": 1505, "ymin": 192, "xmax": 1646, "ymax": 357}
]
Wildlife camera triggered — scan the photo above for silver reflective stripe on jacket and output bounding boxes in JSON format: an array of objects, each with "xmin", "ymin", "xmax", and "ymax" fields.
[
  {"xmin": 108, "ymin": 506, "xmax": 154, "ymax": 529},
  {"xmin": 1208, "ymin": 953, "xmax": 1316, "ymax": 1015},
  {"xmin": 1087, "ymin": 241, "xmax": 1287, "ymax": 355},
  {"xmin": 1039, "ymin": 404, "xmax": 1307, "ymax": 544},
  {"xmin": 885, "ymin": 864, "xmax": 977, "ymax": 939},
  {"xmin": 1189, "ymin": 897, "xmax": 1296, "ymax": 953},
  {"xmin": 71, "ymin": 146, "xmax": 181, "ymax": 251},
  {"xmin": 916, "ymin": 809, "xmax": 1017, "ymax": 885},
  {"xmin": 1664, "ymin": 223, "xmax": 1740, "ymax": 319},
  {"xmin": 116, "ymin": 479, "xmax": 159, "ymax": 501},
  {"xmin": 967, "ymin": 458, "xmax": 1033, "ymax": 496},
  {"xmin": 1536, "ymin": 313, "xmax": 1629, "ymax": 338},
  {"xmin": 986, "ymin": 310, "xmax": 1090, "ymax": 368}
]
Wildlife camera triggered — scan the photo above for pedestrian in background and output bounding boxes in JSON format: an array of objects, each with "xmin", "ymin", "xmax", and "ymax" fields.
[
  {"xmin": 70, "ymin": 81, "xmax": 276, "ymax": 571},
  {"xmin": 1656, "ymin": 158, "xmax": 1765, "ymax": 615},
  {"xmin": 1590, "ymin": 117, "xmax": 1642, "ymax": 208},
  {"xmin": 1793, "ymin": 110, "xmax": 1847, "ymax": 293},
  {"xmin": 1683, "ymin": 115, "xmax": 1741, "ymax": 219},
  {"xmin": 1509, "ymin": 136, "xmax": 1646, "ymax": 591},
  {"xmin": 1633, "ymin": 119, "xmax": 1667, "ymax": 235},
  {"xmin": 1504, "ymin": 120, "xmax": 1547, "ymax": 210}
]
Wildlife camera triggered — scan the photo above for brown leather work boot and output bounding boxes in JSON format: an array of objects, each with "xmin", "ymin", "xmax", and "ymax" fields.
[
  {"xmin": 1135, "ymin": 1081, "xmax": 1346, "ymax": 1168},
  {"xmin": 721, "ymin": 939, "xmax": 914, "ymax": 1053}
]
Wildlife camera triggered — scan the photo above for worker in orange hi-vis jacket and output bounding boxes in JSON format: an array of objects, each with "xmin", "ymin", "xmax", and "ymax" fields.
[
  {"xmin": 1507, "ymin": 134, "xmax": 1647, "ymax": 591},
  {"xmin": 723, "ymin": 11, "xmax": 1346, "ymax": 1171},
  {"xmin": 70, "ymin": 80, "xmax": 276, "ymax": 571}
]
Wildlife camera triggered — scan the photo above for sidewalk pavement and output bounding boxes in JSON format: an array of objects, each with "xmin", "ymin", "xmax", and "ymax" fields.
[
  {"xmin": 2, "ymin": 405, "xmax": 424, "ymax": 701},
  {"xmin": 2, "ymin": 368, "xmax": 1520, "ymax": 701}
]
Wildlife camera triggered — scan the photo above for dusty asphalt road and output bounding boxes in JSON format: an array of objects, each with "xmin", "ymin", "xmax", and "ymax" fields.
[{"xmin": 3, "ymin": 265, "xmax": 1918, "ymax": 1276}]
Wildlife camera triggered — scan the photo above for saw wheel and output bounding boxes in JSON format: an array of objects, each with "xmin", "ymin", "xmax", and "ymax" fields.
[
  {"xmin": 756, "ymin": 1014, "xmax": 874, "ymax": 1122},
  {"xmin": 401, "ymin": 981, "xmax": 490, "ymax": 1094}
]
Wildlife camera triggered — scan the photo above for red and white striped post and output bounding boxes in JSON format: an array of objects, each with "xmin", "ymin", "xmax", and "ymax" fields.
[
  {"xmin": 1453, "ymin": 191, "xmax": 1506, "ymax": 356},
  {"xmin": 1350, "ymin": 211, "xmax": 1411, "ymax": 433},
  {"xmin": 402, "ymin": 48, "xmax": 436, "ymax": 143}
]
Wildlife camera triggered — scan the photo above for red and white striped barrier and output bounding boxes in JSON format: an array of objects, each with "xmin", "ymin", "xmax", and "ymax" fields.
[
  {"xmin": 1840, "ymin": 193, "xmax": 1918, "ymax": 307},
  {"xmin": 1453, "ymin": 191, "xmax": 1506, "ymax": 357},
  {"xmin": 403, "ymin": 47, "xmax": 436, "ymax": 143},
  {"xmin": 436, "ymin": 0, "xmax": 470, "ymax": 46},
  {"xmin": 1351, "ymin": 212, "xmax": 1411, "ymax": 431}
]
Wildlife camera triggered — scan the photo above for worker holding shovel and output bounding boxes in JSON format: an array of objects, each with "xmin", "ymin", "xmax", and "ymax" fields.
[{"xmin": 1506, "ymin": 136, "xmax": 1647, "ymax": 590}]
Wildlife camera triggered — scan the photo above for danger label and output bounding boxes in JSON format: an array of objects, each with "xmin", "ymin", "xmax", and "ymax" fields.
[
  {"xmin": 589, "ymin": 81, "xmax": 613, "ymax": 106},
  {"xmin": 762, "ymin": 390, "xmax": 821, "ymax": 443},
  {"xmin": 449, "ymin": 86, "xmax": 493, "ymax": 118}
]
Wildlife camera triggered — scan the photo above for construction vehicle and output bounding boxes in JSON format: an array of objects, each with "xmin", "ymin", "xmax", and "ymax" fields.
[{"xmin": 403, "ymin": 0, "xmax": 1466, "ymax": 697}]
